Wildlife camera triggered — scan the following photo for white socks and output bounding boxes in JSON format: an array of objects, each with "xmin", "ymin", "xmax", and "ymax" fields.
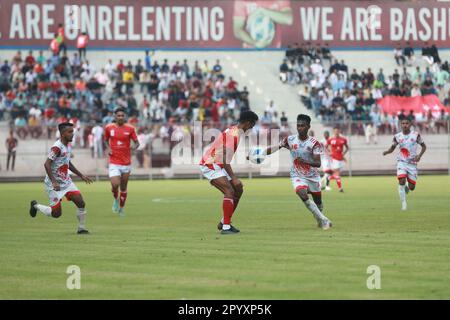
[
  {"xmin": 398, "ymin": 185, "xmax": 406, "ymax": 203},
  {"xmin": 399, "ymin": 185, "xmax": 407, "ymax": 210},
  {"xmin": 303, "ymin": 199, "xmax": 327, "ymax": 221},
  {"xmin": 35, "ymin": 203, "xmax": 52, "ymax": 216},
  {"xmin": 77, "ymin": 208, "xmax": 87, "ymax": 230}
]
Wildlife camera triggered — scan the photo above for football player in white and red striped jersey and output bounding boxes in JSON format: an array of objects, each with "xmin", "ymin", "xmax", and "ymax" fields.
[
  {"xmin": 264, "ymin": 114, "xmax": 332, "ymax": 230},
  {"xmin": 29, "ymin": 122, "xmax": 93, "ymax": 234},
  {"xmin": 383, "ymin": 118, "xmax": 426, "ymax": 210}
]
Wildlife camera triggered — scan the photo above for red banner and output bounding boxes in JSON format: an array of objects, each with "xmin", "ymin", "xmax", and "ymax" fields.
[
  {"xmin": 377, "ymin": 95, "xmax": 450, "ymax": 115},
  {"xmin": 0, "ymin": 0, "xmax": 449, "ymax": 49}
]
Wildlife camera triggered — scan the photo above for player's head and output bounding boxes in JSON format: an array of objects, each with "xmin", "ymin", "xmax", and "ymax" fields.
[
  {"xmin": 114, "ymin": 107, "xmax": 127, "ymax": 125},
  {"xmin": 400, "ymin": 118, "xmax": 412, "ymax": 132},
  {"xmin": 238, "ymin": 111, "xmax": 259, "ymax": 132},
  {"xmin": 58, "ymin": 122, "xmax": 74, "ymax": 142},
  {"xmin": 296, "ymin": 114, "xmax": 311, "ymax": 137},
  {"xmin": 324, "ymin": 130, "xmax": 330, "ymax": 139},
  {"xmin": 333, "ymin": 126, "xmax": 340, "ymax": 136}
]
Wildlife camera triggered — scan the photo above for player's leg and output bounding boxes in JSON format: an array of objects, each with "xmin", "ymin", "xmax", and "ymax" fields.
[
  {"xmin": 407, "ymin": 165, "xmax": 417, "ymax": 192},
  {"xmin": 333, "ymin": 168, "xmax": 343, "ymax": 192},
  {"xmin": 210, "ymin": 177, "xmax": 239, "ymax": 234},
  {"xmin": 293, "ymin": 178, "xmax": 330, "ymax": 229},
  {"xmin": 30, "ymin": 187, "xmax": 63, "ymax": 218},
  {"xmin": 68, "ymin": 192, "xmax": 89, "ymax": 234},
  {"xmin": 397, "ymin": 163, "xmax": 408, "ymax": 210},
  {"xmin": 118, "ymin": 170, "xmax": 131, "ymax": 215},
  {"xmin": 230, "ymin": 179, "xmax": 243, "ymax": 215},
  {"xmin": 321, "ymin": 169, "xmax": 332, "ymax": 191},
  {"xmin": 109, "ymin": 165, "xmax": 121, "ymax": 213}
]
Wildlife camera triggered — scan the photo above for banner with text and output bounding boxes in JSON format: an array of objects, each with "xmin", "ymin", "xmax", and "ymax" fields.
[{"xmin": 0, "ymin": 0, "xmax": 449, "ymax": 49}]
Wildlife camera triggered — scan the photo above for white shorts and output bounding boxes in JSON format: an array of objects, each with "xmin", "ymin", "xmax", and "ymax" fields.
[
  {"xmin": 397, "ymin": 161, "xmax": 418, "ymax": 185},
  {"xmin": 331, "ymin": 159, "xmax": 345, "ymax": 170},
  {"xmin": 291, "ymin": 175, "xmax": 322, "ymax": 194},
  {"xmin": 199, "ymin": 164, "xmax": 231, "ymax": 181},
  {"xmin": 321, "ymin": 157, "xmax": 332, "ymax": 173},
  {"xmin": 45, "ymin": 181, "xmax": 80, "ymax": 207},
  {"xmin": 109, "ymin": 164, "xmax": 132, "ymax": 178}
]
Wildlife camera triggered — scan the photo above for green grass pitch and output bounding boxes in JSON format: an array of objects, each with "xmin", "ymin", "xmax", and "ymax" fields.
[{"xmin": 0, "ymin": 176, "xmax": 449, "ymax": 299}]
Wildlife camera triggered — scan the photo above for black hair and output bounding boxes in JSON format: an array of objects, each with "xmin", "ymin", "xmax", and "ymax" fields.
[
  {"xmin": 58, "ymin": 122, "xmax": 73, "ymax": 133},
  {"xmin": 114, "ymin": 107, "xmax": 127, "ymax": 115},
  {"xmin": 297, "ymin": 114, "xmax": 311, "ymax": 125},
  {"xmin": 239, "ymin": 111, "xmax": 259, "ymax": 124}
]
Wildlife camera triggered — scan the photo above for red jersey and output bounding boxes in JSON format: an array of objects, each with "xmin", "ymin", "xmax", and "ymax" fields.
[
  {"xmin": 327, "ymin": 136, "xmax": 348, "ymax": 161},
  {"xmin": 104, "ymin": 123, "xmax": 138, "ymax": 165},
  {"xmin": 200, "ymin": 126, "xmax": 241, "ymax": 169}
]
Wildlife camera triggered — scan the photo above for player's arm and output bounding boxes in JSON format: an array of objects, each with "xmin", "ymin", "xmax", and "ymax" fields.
[
  {"xmin": 44, "ymin": 158, "xmax": 60, "ymax": 191},
  {"xmin": 104, "ymin": 127, "xmax": 112, "ymax": 156},
  {"xmin": 383, "ymin": 138, "xmax": 398, "ymax": 156},
  {"xmin": 258, "ymin": 7, "xmax": 293, "ymax": 25},
  {"xmin": 265, "ymin": 137, "xmax": 288, "ymax": 155},
  {"xmin": 415, "ymin": 140, "xmax": 427, "ymax": 162},
  {"xmin": 233, "ymin": 16, "xmax": 257, "ymax": 46},
  {"xmin": 69, "ymin": 161, "xmax": 93, "ymax": 184},
  {"xmin": 299, "ymin": 153, "xmax": 322, "ymax": 168},
  {"xmin": 343, "ymin": 140, "xmax": 349, "ymax": 156},
  {"xmin": 222, "ymin": 143, "xmax": 243, "ymax": 189},
  {"xmin": 131, "ymin": 129, "xmax": 140, "ymax": 150}
]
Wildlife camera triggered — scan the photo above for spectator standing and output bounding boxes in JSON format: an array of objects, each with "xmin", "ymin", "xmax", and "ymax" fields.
[
  {"xmin": 91, "ymin": 123, "xmax": 104, "ymax": 158},
  {"xmin": 5, "ymin": 130, "xmax": 18, "ymax": 171},
  {"xmin": 77, "ymin": 32, "xmax": 89, "ymax": 60},
  {"xmin": 57, "ymin": 23, "xmax": 67, "ymax": 55}
]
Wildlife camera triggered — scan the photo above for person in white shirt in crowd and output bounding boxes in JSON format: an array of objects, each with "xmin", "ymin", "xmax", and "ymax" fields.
[
  {"xmin": 411, "ymin": 84, "xmax": 422, "ymax": 97},
  {"xmin": 344, "ymin": 91, "xmax": 356, "ymax": 113},
  {"xmin": 310, "ymin": 59, "xmax": 323, "ymax": 76},
  {"xmin": 365, "ymin": 122, "xmax": 378, "ymax": 145},
  {"xmin": 94, "ymin": 68, "xmax": 109, "ymax": 86},
  {"xmin": 91, "ymin": 123, "xmax": 104, "ymax": 158},
  {"xmin": 265, "ymin": 100, "xmax": 278, "ymax": 123},
  {"xmin": 29, "ymin": 105, "xmax": 42, "ymax": 119},
  {"xmin": 82, "ymin": 60, "xmax": 95, "ymax": 74},
  {"xmin": 104, "ymin": 59, "xmax": 116, "ymax": 78},
  {"xmin": 394, "ymin": 46, "xmax": 406, "ymax": 66}
]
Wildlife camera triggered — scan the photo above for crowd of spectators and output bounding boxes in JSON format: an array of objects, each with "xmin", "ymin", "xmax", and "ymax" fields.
[
  {"xmin": 280, "ymin": 42, "xmax": 450, "ymax": 138},
  {"xmin": 0, "ymin": 43, "xmax": 253, "ymax": 161}
]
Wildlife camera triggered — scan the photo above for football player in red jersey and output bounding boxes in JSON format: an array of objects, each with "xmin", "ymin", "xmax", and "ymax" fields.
[
  {"xmin": 199, "ymin": 111, "xmax": 259, "ymax": 234},
  {"xmin": 326, "ymin": 127, "xmax": 349, "ymax": 192},
  {"xmin": 104, "ymin": 108, "xmax": 139, "ymax": 216}
]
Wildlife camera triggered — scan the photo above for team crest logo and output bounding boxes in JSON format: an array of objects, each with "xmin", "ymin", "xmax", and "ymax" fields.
[{"xmin": 292, "ymin": 144, "xmax": 298, "ymax": 150}]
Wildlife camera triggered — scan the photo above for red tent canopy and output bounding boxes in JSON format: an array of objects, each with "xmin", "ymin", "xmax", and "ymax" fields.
[{"xmin": 377, "ymin": 95, "xmax": 450, "ymax": 115}]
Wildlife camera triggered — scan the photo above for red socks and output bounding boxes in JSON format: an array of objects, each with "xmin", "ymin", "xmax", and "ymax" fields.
[
  {"xmin": 329, "ymin": 175, "xmax": 342, "ymax": 189},
  {"xmin": 120, "ymin": 191, "xmax": 127, "ymax": 208},
  {"xmin": 335, "ymin": 176, "xmax": 342, "ymax": 189},
  {"xmin": 223, "ymin": 197, "xmax": 234, "ymax": 225}
]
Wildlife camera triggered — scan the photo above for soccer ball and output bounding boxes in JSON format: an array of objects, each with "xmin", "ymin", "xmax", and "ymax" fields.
[
  {"xmin": 248, "ymin": 147, "xmax": 266, "ymax": 164},
  {"xmin": 246, "ymin": 12, "xmax": 275, "ymax": 45}
]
